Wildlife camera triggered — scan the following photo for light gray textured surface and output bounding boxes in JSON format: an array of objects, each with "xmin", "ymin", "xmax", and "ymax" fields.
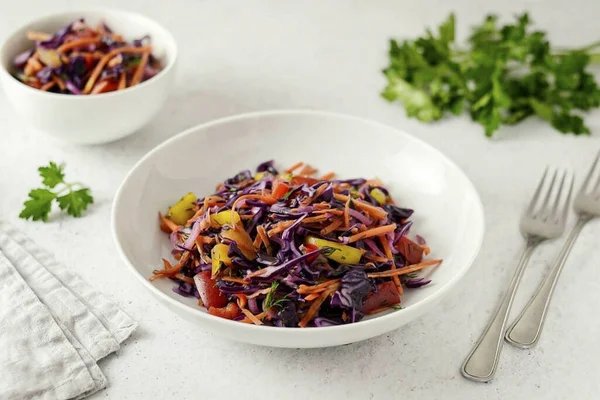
[{"xmin": 1, "ymin": 1, "xmax": 600, "ymax": 399}]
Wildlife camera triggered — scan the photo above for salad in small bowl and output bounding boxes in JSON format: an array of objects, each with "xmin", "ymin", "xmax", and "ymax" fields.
[{"xmin": 0, "ymin": 9, "xmax": 177, "ymax": 144}]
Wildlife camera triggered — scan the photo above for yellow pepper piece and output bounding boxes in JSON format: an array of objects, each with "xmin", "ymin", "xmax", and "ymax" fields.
[
  {"xmin": 211, "ymin": 243, "xmax": 232, "ymax": 277},
  {"xmin": 210, "ymin": 210, "xmax": 241, "ymax": 227},
  {"xmin": 221, "ymin": 228, "xmax": 257, "ymax": 260},
  {"xmin": 306, "ymin": 236, "xmax": 363, "ymax": 265},
  {"xmin": 254, "ymin": 172, "xmax": 266, "ymax": 181},
  {"xmin": 166, "ymin": 192, "xmax": 197, "ymax": 225},
  {"xmin": 370, "ymin": 188, "xmax": 387, "ymax": 205}
]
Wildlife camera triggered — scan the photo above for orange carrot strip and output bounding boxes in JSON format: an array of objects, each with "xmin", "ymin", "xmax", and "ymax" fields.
[
  {"xmin": 240, "ymin": 309, "xmax": 264, "ymax": 325},
  {"xmin": 285, "ymin": 161, "xmax": 304, "ymax": 173},
  {"xmin": 320, "ymin": 219, "xmax": 343, "ymax": 235},
  {"xmin": 130, "ymin": 51, "xmax": 150, "ymax": 86},
  {"xmin": 320, "ymin": 172, "xmax": 335, "ymax": 180},
  {"xmin": 159, "ymin": 212, "xmax": 180, "ymax": 233},
  {"xmin": 298, "ymin": 165, "xmax": 318, "ymax": 176},
  {"xmin": 343, "ymin": 197, "xmax": 351, "ymax": 228},
  {"xmin": 313, "ymin": 209, "xmax": 344, "ymax": 216},
  {"xmin": 304, "ymin": 292, "xmax": 320, "ymax": 301},
  {"xmin": 27, "ymin": 31, "xmax": 51, "ymax": 41},
  {"xmin": 345, "ymin": 224, "xmax": 396, "ymax": 244},
  {"xmin": 40, "ymin": 81, "xmax": 56, "ymax": 91},
  {"xmin": 82, "ymin": 46, "xmax": 151, "ymax": 94},
  {"xmin": 252, "ymin": 233, "xmax": 262, "ymax": 248},
  {"xmin": 221, "ymin": 276, "xmax": 250, "ymax": 285},
  {"xmin": 118, "ymin": 72, "xmax": 126, "ymax": 90},
  {"xmin": 267, "ymin": 220, "xmax": 296, "ymax": 237},
  {"xmin": 247, "ymin": 287, "xmax": 273, "ymax": 299},
  {"xmin": 256, "ymin": 225, "xmax": 272, "ymax": 255},
  {"xmin": 302, "ymin": 215, "xmax": 329, "ymax": 224},
  {"xmin": 51, "ymin": 75, "xmax": 66, "ymax": 91},
  {"xmin": 298, "ymin": 284, "xmax": 340, "ymax": 327},
  {"xmin": 297, "ymin": 279, "xmax": 341, "ymax": 294},
  {"xmin": 379, "ymin": 236, "xmax": 402, "ymax": 295},
  {"xmin": 236, "ymin": 294, "xmax": 248, "ymax": 309},
  {"xmin": 239, "ymin": 311, "xmax": 266, "ymax": 324},
  {"xmin": 367, "ymin": 259, "xmax": 443, "ymax": 278},
  {"xmin": 57, "ymin": 37, "xmax": 101, "ymax": 53},
  {"xmin": 333, "ymin": 193, "xmax": 387, "ymax": 220}
]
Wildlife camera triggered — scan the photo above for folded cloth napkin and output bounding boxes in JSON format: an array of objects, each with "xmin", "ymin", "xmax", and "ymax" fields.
[{"xmin": 0, "ymin": 222, "xmax": 138, "ymax": 399}]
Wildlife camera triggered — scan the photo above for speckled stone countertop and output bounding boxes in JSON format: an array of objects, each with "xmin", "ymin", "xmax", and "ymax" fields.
[{"xmin": 1, "ymin": 1, "xmax": 599, "ymax": 399}]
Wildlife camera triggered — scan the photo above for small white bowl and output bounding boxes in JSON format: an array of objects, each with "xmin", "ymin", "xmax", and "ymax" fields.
[
  {"xmin": 0, "ymin": 9, "xmax": 177, "ymax": 144},
  {"xmin": 112, "ymin": 110, "xmax": 485, "ymax": 348}
]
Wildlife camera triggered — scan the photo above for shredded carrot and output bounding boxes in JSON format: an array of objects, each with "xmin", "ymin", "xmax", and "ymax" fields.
[
  {"xmin": 333, "ymin": 193, "xmax": 387, "ymax": 220},
  {"xmin": 252, "ymin": 233, "xmax": 262, "ymax": 248},
  {"xmin": 421, "ymin": 245, "xmax": 431, "ymax": 255},
  {"xmin": 40, "ymin": 81, "xmax": 56, "ymax": 91},
  {"xmin": 297, "ymin": 279, "xmax": 341, "ymax": 294},
  {"xmin": 343, "ymin": 197, "xmax": 351, "ymax": 228},
  {"xmin": 90, "ymin": 80, "xmax": 111, "ymax": 94},
  {"xmin": 285, "ymin": 161, "xmax": 304, "ymax": 173},
  {"xmin": 27, "ymin": 31, "xmax": 51, "ymax": 41},
  {"xmin": 313, "ymin": 209, "xmax": 344, "ymax": 216},
  {"xmin": 158, "ymin": 212, "xmax": 180, "ymax": 233},
  {"xmin": 51, "ymin": 75, "xmax": 66, "ymax": 91},
  {"xmin": 220, "ymin": 276, "xmax": 250, "ymax": 285},
  {"xmin": 150, "ymin": 262, "xmax": 183, "ymax": 280},
  {"xmin": 247, "ymin": 287, "xmax": 273, "ymax": 299},
  {"xmin": 256, "ymin": 225, "xmax": 272, "ymax": 255},
  {"xmin": 57, "ymin": 37, "xmax": 101, "ymax": 54},
  {"xmin": 298, "ymin": 284, "xmax": 340, "ymax": 327},
  {"xmin": 298, "ymin": 165, "xmax": 318, "ymax": 176},
  {"xmin": 320, "ymin": 219, "xmax": 343, "ymax": 235},
  {"xmin": 82, "ymin": 46, "xmax": 152, "ymax": 94},
  {"xmin": 267, "ymin": 220, "xmax": 296, "ymax": 237},
  {"xmin": 367, "ymin": 259, "xmax": 443, "ymax": 278},
  {"xmin": 240, "ymin": 309, "xmax": 264, "ymax": 325},
  {"xmin": 236, "ymin": 294, "xmax": 248, "ymax": 309},
  {"xmin": 304, "ymin": 292, "xmax": 320, "ymax": 301},
  {"xmin": 345, "ymin": 223, "xmax": 396, "ymax": 244},
  {"xmin": 130, "ymin": 51, "xmax": 150, "ymax": 86},
  {"xmin": 379, "ymin": 236, "xmax": 402, "ymax": 295},
  {"xmin": 118, "ymin": 72, "xmax": 126, "ymax": 90},
  {"xmin": 320, "ymin": 172, "xmax": 335, "ymax": 180},
  {"xmin": 302, "ymin": 215, "xmax": 329, "ymax": 224}
]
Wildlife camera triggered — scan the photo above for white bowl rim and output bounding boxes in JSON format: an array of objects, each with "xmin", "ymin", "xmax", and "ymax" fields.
[
  {"xmin": 111, "ymin": 109, "xmax": 485, "ymax": 335},
  {"xmin": 0, "ymin": 7, "xmax": 178, "ymax": 99}
]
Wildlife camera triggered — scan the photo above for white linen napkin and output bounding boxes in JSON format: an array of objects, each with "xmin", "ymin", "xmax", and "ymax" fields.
[{"xmin": 0, "ymin": 221, "xmax": 138, "ymax": 399}]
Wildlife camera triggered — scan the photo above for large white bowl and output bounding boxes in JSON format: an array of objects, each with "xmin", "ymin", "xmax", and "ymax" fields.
[
  {"xmin": 112, "ymin": 110, "xmax": 485, "ymax": 348},
  {"xmin": 0, "ymin": 9, "xmax": 177, "ymax": 144}
]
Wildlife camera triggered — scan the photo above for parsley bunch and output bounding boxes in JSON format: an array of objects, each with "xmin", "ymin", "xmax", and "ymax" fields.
[
  {"xmin": 382, "ymin": 13, "xmax": 600, "ymax": 137},
  {"xmin": 19, "ymin": 162, "xmax": 94, "ymax": 222}
]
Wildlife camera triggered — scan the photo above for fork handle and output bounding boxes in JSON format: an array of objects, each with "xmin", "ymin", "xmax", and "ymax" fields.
[
  {"xmin": 505, "ymin": 218, "xmax": 588, "ymax": 348},
  {"xmin": 461, "ymin": 243, "xmax": 536, "ymax": 382}
]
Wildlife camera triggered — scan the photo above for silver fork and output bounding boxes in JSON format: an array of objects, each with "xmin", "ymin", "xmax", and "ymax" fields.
[
  {"xmin": 461, "ymin": 168, "xmax": 573, "ymax": 383},
  {"xmin": 506, "ymin": 152, "xmax": 600, "ymax": 348}
]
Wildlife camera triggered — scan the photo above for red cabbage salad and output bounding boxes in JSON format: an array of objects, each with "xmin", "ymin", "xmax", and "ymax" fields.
[
  {"xmin": 13, "ymin": 19, "xmax": 162, "ymax": 94},
  {"xmin": 151, "ymin": 161, "xmax": 442, "ymax": 327}
]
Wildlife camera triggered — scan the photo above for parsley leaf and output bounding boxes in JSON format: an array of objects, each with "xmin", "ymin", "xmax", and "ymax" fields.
[
  {"xmin": 38, "ymin": 162, "xmax": 65, "ymax": 188},
  {"xmin": 57, "ymin": 188, "xmax": 94, "ymax": 217},
  {"xmin": 19, "ymin": 189, "xmax": 56, "ymax": 222},
  {"xmin": 382, "ymin": 12, "xmax": 600, "ymax": 136},
  {"xmin": 19, "ymin": 162, "xmax": 94, "ymax": 222}
]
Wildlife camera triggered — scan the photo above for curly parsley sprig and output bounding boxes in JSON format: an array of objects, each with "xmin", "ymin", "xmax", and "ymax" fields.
[
  {"xmin": 382, "ymin": 13, "xmax": 600, "ymax": 137},
  {"xmin": 19, "ymin": 162, "xmax": 94, "ymax": 222}
]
